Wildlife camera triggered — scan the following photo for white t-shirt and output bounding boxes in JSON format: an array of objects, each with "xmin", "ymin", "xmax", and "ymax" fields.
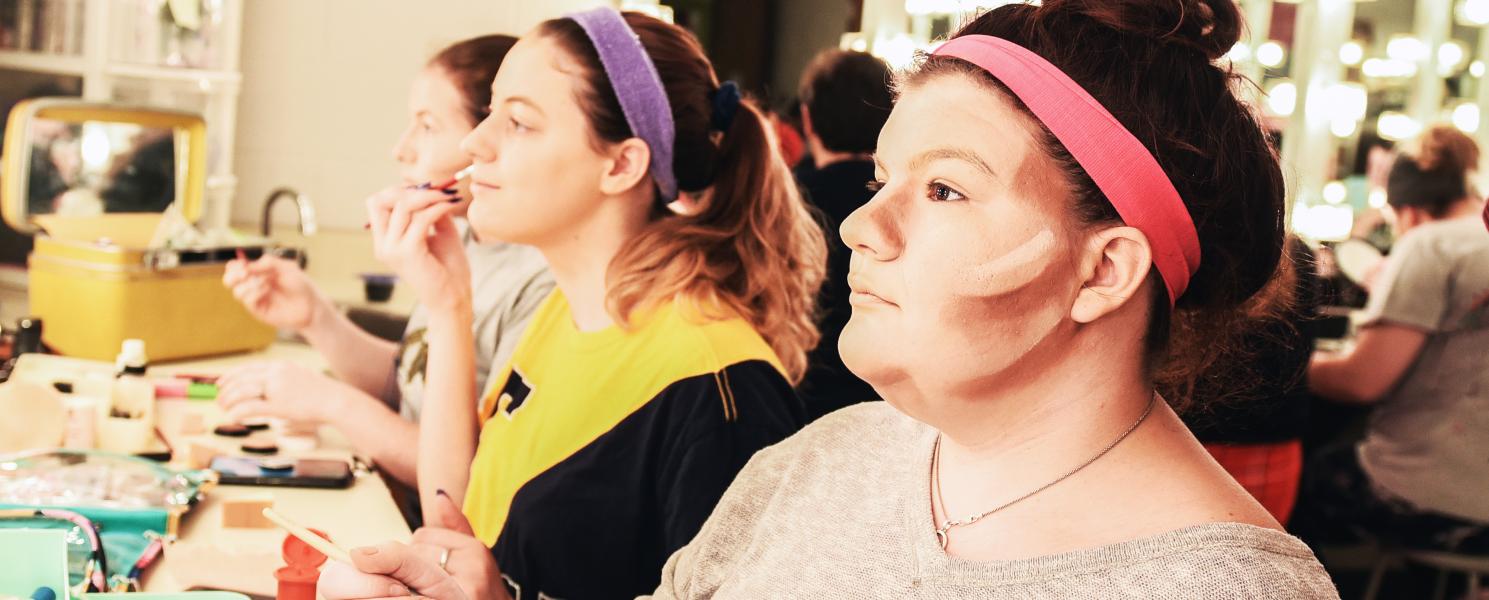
[{"xmin": 1358, "ymin": 215, "xmax": 1489, "ymax": 523}]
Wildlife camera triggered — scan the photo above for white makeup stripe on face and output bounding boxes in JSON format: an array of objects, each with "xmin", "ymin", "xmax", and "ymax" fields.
[{"xmin": 952, "ymin": 228, "xmax": 1057, "ymax": 297}]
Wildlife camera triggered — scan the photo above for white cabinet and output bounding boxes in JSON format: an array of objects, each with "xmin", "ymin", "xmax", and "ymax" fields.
[{"xmin": 0, "ymin": 0, "xmax": 243, "ymax": 228}]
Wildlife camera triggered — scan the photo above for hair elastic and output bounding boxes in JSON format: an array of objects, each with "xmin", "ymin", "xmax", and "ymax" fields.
[
  {"xmin": 933, "ymin": 35, "xmax": 1202, "ymax": 304},
  {"xmin": 710, "ymin": 81, "xmax": 741, "ymax": 132},
  {"xmin": 567, "ymin": 7, "xmax": 678, "ymax": 201}
]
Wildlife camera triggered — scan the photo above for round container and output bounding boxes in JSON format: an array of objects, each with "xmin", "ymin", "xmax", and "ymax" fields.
[
  {"xmin": 15, "ymin": 317, "xmax": 43, "ymax": 355},
  {"xmin": 96, "ymin": 414, "xmax": 153, "ymax": 454},
  {"xmin": 360, "ymin": 273, "xmax": 397, "ymax": 303}
]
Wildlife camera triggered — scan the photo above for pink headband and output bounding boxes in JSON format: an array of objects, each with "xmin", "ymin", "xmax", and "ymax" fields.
[{"xmin": 933, "ymin": 35, "xmax": 1201, "ymax": 304}]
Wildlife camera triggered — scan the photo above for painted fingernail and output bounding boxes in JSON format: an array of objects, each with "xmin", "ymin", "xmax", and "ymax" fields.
[
  {"xmin": 441, "ymin": 187, "xmax": 459, "ymax": 195},
  {"xmin": 389, "ymin": 584, "xmax": 410, "ymax": 596},
  {"xmin": 435, "ymin": 488, "xmax": 449, "ymax": 499}
]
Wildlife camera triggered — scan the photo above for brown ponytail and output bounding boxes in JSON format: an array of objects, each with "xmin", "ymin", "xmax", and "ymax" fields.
[{"xmin": 538, "ymin": 13, "xmax": 827, "ymax": 382}]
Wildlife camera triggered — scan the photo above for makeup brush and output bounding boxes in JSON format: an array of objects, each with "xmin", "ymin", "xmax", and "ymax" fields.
[
  {"xmin": 364, "ymin": 165, "xmax": 475, "ymax": 229},
  {"xmin": 412, "ymin": 164, "xmax": 476, "ymax": 192}
]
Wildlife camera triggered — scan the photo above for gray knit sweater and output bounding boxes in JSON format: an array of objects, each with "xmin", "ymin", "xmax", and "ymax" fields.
[{"xmin": 645, "ymin": 402, "xmax": 1339, "ymax": 599}]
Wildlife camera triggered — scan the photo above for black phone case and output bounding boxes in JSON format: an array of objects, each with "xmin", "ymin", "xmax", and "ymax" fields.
[{"xmin": 210, "ymin": 457, "xmax": 353, "ymax": 489}]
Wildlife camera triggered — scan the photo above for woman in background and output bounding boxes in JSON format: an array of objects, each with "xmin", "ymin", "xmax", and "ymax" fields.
[{"xmin": 218, "ymin": 35, "xmax": 553, "ymax": 488}]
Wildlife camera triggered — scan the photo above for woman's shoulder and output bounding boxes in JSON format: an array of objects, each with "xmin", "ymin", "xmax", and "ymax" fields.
[
  {"xmin": 796, "ymin": 401, "xmax": 920, "ymax": 446},
  {"xmin": 740, "ymin": 401, "xmax": 924, "ymax": 479},
  {"xmin": 1400, "ymin": 216, "xmax": 1489, "ymax": 258},
  {"xmin": 1133, "ymin": 524, "xmax": 1337, "ymax": 598},
  {"xmin": 1013, "ymin": 523, "xmax": 1338, "ymax": 599},
  {"xmin": 648, "ymin": 300, "xmax": 787, "ymax": 374}
]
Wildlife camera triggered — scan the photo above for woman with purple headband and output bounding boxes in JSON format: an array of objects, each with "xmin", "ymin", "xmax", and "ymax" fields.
[
  {"xmin": 325, "ymin": 7, "xmax": 825, "ymax": 600},
  {"xmin": 323, "ymin": 1, "xmax": 1337, "ymax": 598}
]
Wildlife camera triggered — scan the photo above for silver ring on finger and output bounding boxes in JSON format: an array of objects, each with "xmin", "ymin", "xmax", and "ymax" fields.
[{"xmin": 438, "ymin": 547, "xmax": 451, "ymax": 572}]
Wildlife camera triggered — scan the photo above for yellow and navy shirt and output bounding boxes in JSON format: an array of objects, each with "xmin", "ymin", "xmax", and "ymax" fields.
[{"xmin": 463, "ymin": 290, "xmax": 805, "ymax": 600}]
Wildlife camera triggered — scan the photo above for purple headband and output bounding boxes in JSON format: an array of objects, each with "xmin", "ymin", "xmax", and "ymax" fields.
[{"xmin": 567, "ymin": 7, "xmax": 678, "ymax": 201}]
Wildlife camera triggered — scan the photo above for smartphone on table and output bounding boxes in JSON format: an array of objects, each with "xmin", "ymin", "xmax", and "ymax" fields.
[{"xmin": 209, "ymin": 456, "xmax": 353, "ymax": 489}]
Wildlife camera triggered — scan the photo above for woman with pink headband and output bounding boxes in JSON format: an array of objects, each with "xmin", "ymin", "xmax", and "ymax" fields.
[{"xmin": 322, "ymin": 1, "xmax": 1336, "ymax": 597}]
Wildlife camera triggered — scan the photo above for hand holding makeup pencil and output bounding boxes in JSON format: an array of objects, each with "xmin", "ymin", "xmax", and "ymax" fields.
[
  {"xmin": 222, "ymin": 254, "xmax": 328, "ymax": 332},
  {"xmin": 365, "ymin": 185, "xmax": 472, "ymax": 315},
  {"xmin": 320, "ymin": 491, "xmax": 508, "ymax": 600}
]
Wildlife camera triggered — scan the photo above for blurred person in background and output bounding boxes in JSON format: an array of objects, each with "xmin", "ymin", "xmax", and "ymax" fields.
[
  {"xmin": 1301, "ymin": 125, "xmax": 1489, "ymax": 554},
  {"xmin": 793, "ymin": 49, "xmax": 893, "ymax": 420}
]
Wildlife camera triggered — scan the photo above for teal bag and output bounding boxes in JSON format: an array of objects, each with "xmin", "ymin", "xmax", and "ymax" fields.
[{"xmin": 0, "ymin": 449, "xmax": 214, "ymax": 592}]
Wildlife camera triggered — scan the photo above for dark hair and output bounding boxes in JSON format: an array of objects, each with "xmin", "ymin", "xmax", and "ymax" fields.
[
  {"xmin": 427, "ymin": 34, "xmax": 519, "ymax": 126},
  {"xmin": 535, "ymin": 13, "xmax": 828, "ymax": 382},
  {"xmin": 1387, "ymin": 125, "xmax": 1480, "ymax": 218},
  {"xmin": 797, "ymin": 50, "xmax": 894, "ymax": 155},
  {"xmin": 907, "ymin": 0, "xmax": 1287, "ymax": 408}
]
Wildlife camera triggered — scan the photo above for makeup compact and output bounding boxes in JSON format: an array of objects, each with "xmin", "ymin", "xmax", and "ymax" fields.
[
  {"xmin": 213, "ymin": 423, "xmax": 250, "ymax": 437},
  {"xmin": 241, "ymin": 440, "xmax": 279, "ymax": 455}
]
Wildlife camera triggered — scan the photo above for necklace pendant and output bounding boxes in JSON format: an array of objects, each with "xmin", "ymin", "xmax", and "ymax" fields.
[{"xmin": 935, "ymin": 528, "xmax": 949, "ymax": 550}]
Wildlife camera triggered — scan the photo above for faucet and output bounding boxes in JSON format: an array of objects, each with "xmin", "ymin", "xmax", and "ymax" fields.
[{"xmin": 261, "ymin": 187, "xmax": 318, "ymax": 236}]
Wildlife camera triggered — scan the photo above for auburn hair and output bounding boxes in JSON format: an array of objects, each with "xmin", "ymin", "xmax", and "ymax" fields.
[
  {"xmin": 536, "ymin": 13, "xmax": 827, "ymax": 382},
  {"xmin": 427, "ymin": 34, "xmax": 519, "ymax": 126},
  {"xmin": 1388, "ymin": 124, "xmax": 1480, "ymax": 218}
]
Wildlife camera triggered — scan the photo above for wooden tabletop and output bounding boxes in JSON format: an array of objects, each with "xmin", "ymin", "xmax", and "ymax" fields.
[{"xmin": 126, "ymin": 345, "xmax": 412, "ymax": 595}]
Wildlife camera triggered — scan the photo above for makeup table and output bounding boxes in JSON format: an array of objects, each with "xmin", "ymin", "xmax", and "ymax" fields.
[{"xmin": 134, "ymin": 343, "xmax": 411, "ymax": 595}]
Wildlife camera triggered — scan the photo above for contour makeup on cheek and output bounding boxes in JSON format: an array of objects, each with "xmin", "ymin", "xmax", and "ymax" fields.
[
  {"xmin": 934, "ymin": 227, "xmax": 1066, "ymax": 356},
  {"xmin": 932, "ymin": 227, "xmax": 1072, "ymax": 397},
  {"xmin": 950, "ymin": 228, "xmax": 1056, "ymax": 297}
]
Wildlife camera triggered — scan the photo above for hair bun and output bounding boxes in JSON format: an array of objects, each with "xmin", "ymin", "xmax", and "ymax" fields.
[
  {"xmin": 1413, "ymin": 124, "xmax": 1480, "ymax": 176},
  {"xmin": 1039, "ymin": 0, "xmax": 1241, "ymax": 62}
]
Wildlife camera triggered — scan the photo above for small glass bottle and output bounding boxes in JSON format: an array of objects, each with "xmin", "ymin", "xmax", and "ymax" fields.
[{"xmin": 99, "ymin": 339, "xmax": 155, "ymax": 454}]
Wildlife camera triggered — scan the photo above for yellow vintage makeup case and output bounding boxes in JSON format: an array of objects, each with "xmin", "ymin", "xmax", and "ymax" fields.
[{"xmin": 2, "ymin": 99, "xmax": 273, "ymax": 361}]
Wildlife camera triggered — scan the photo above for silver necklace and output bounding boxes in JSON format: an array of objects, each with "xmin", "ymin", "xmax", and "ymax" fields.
[{"xmin": 931, "ymin": 394, "xmax": 1158, "ymax": 550}]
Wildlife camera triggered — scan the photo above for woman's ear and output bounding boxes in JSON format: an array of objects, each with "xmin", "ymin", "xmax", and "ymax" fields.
[
  {"xmin": 1070, "ymin": 226, "xmax": 1154, "ymax": 324},
  {"xmin": 598, "ymin": 138, "xmax": 653, "ymax": 196}
]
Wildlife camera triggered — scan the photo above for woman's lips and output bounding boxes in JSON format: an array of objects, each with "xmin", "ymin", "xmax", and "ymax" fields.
[
  {"xmin": 849, "ymin": 291, "xmax": 897, "ymax": 307},
  {"xmin": 847, "ymin": 275, "xmax": 897, "ymax": 307}
]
